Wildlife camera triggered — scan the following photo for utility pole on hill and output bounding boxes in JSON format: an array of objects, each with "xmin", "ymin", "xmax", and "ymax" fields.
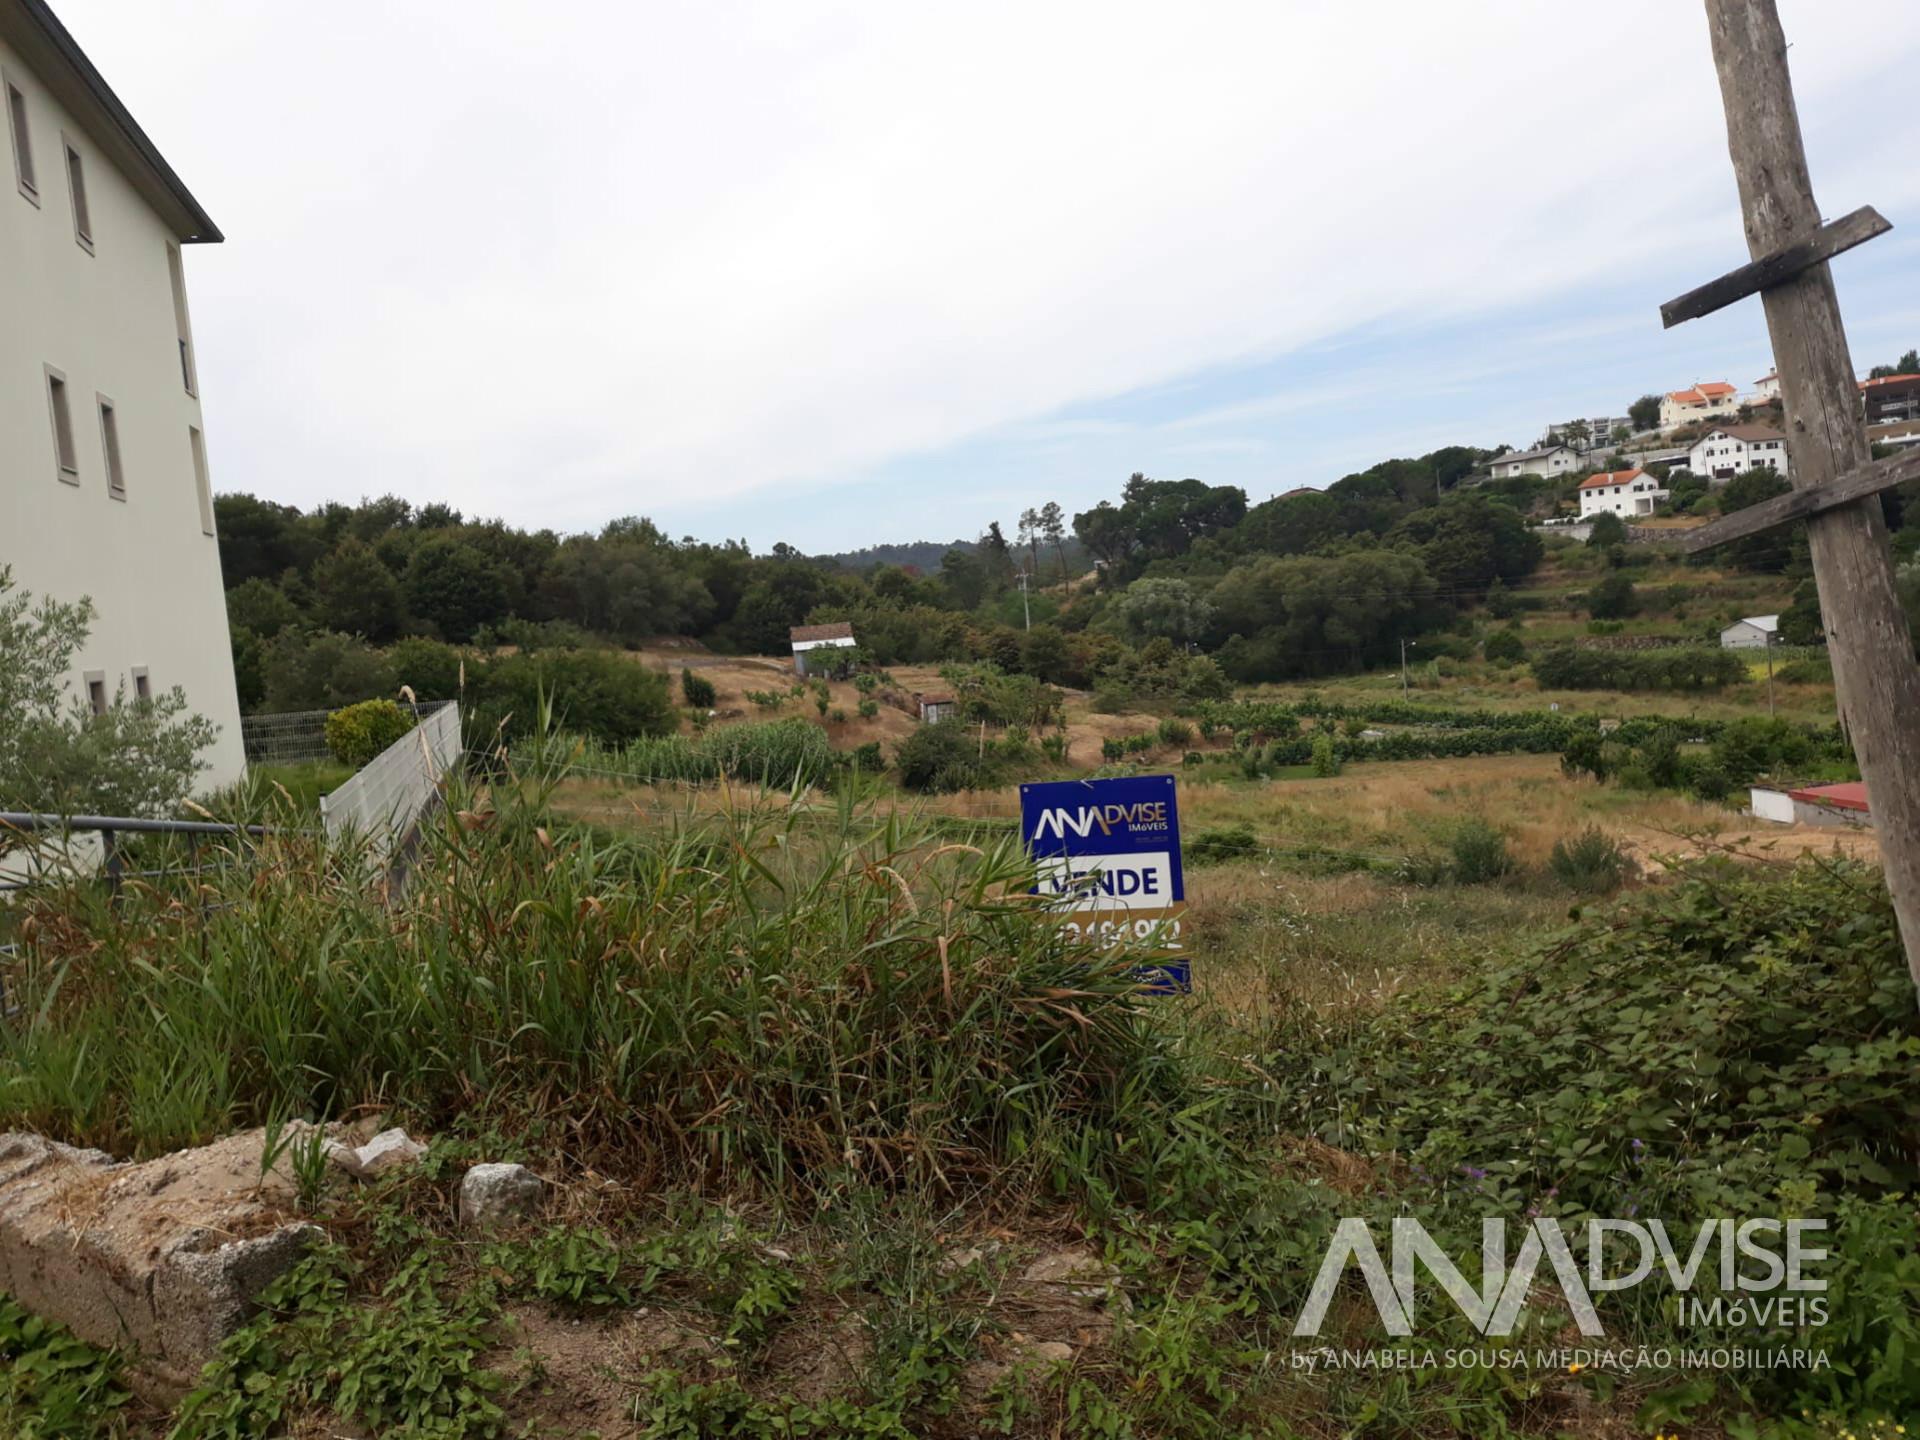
[{"xmin": 1665, "ymin": 0, "xmax": 1920, "ymax": 1002}]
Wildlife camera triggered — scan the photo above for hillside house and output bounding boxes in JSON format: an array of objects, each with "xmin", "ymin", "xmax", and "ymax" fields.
[
  {"xmin": 1687, "ymin": 424, "xmax": 1791, "ymax": 482},
  {"xmin": 1576, "ymin": 468, "xmax": 1668, "ymax": 518},
  {"xmin": 1750, "ymin": 371, "xmax": 1780, "ymax": 403},
  {"xmin": 1489, "ymin": 444, "xmax": 1579, "ymax": 480},
  {"xmin": 1, "ymin": 0, "xmax": 244, "ymax": 789},
  {"xmin": 1719, "ymin": 615, "xmax": 1780, "ymax": 649},
  {"xmin": 1860, "ymin": 373, "xmax": 1920, "ymax": 425},
  {"xmin": 1658, "ymin": 381, "xmax": 1740, "ymax": 429},
  {"xmin": 1546, "ymin": 416, "xmax": 1631, "ymax": 451},
  {"xmin": 788, "ymin": 620, "xmax": 857, "ymax": 676}
]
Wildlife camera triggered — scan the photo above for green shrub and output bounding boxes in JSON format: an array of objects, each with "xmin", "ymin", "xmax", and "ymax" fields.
[
  {"xmin": 1309, "ymin": 734, "xmax": 1340, "ymax": 777},
  {"xmin": 1530, "ymin": 644, "xmax": 1748, "ymax": 692},
  {"xmin": 1185, "ymin": 824, "xmax": 1258, "ymax": 866},
  {"xmin": 681, "ymin": 668, "xmax": 717, "ymax": 709},
  {"xmin": 1774, "ymin": 654, "xmax": 1833, "ymax": 685},
  {"xmin": 856, "ymin": 698, "xmax": 879, "ymax": 720},
  {"xmin": 1274, "ymin": 861, "xmax": 1920, "ymax": 1221},
  {"xmin": 1481, "ymin": 627, "xmax": 1526, "ymax": 664},
  {"xmin": 323, "ymin": 699, "xmax": 417, "ymax": 768},
  {"xmin": 1547, "ymin": 826, "xmax": 1627, "ymax": 895},
  {"xmin": 1710, "ymin": 714, "xmax": 1816, "ymax": 782},
  {"xmin": 1155, "ymin": 717, "xmax": 1193, "ymax": 748},
  {"xmin": 1448, "ymin": 818, "xmax": 1513, "ymax": 884},
  {"xmin": 473, "ymin": 650, "xmax": 675, "ymax": 747},
  {"xmin": 896, "ymin": 721, "xmax": 997, "ymax": 793}
]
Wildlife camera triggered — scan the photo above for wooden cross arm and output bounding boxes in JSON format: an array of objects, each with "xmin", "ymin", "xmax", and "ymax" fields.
[
  {"xmin": 1661, "ymin": 205, "xmax": 1891, "ymax": 328},
  {"xmin": 1680, "ymin": 445, "xmax": 1920, "ymax": 553}
]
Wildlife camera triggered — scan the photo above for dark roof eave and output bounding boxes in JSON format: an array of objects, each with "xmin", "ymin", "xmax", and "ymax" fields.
[{"xmin": 7, "ymin": 0, "xmax": 222, "ymax": 242}]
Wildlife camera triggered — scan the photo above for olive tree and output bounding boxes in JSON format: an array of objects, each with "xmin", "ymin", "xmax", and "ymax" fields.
[{"xmin": 0, "ymin": 568, "xmax": 216, "ymax": 817}]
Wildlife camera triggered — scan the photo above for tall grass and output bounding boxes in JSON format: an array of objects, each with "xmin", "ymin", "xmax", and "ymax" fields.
[
  {"xmin": 549, "ymin": 716, "xmax": 836, "ymax": 790},
  {"xmin": 0, "ymin": 775, "xmax": 1181, "ymax": 1199}
]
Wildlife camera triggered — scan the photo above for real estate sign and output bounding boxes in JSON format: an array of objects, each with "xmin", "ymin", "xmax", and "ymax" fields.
[{"xmin": 1019, "ymin": 774, "xmax": 1188, "ymax": 991}]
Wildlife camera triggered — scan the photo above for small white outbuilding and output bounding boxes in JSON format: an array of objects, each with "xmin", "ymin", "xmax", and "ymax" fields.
[{"xmin": 1719, "ymin": 615, "xmax": 1780, "ymax": 650}]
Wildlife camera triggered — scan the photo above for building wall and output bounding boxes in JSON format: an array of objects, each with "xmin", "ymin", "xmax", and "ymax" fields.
[
  {"xmin": 0, "ymin": 32, "xmax": 244, "ymax": 790},
  {"xmin": 1658, "ymin": 393, "xmax": 1740, "ymax": 429},
  {"xmin": 1719, "ymin": 623, "xmax": 1773, "ymax": 650}
]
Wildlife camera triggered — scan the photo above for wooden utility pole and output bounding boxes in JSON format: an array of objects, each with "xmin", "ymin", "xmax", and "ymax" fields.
[{"xmin": 1671, "ymin": 0, "xmax": 1920, "ymax": 998}]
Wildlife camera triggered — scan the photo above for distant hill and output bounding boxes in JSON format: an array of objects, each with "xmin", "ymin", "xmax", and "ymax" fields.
[
  {"xmin": 815, "ymin": 535, "xmax": 1091, "ymax": 577},
  {"xmin": 812, "ymin": 539, "xmax": 978, "ymax": 573}
]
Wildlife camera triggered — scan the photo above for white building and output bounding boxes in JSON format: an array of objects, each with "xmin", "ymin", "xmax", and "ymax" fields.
[
  {"xmin": 2, "ymin": 0, "xmax": 244, "ymax": 791},
  {"xmin": 1687, "ymin": 424, "xmax": 1791, "ymax": 483},
  {"xmin": 789, "ymin": 620, "xmax": 858, "ymax": 676},
  {"xmin": 1750, "ymin": 371, "xmax": 1780, "ymax": 404},
  {"xmin": 1720, "ymin": 615, "xmax": 1780, "ymax": 650},
  {"xmin": 1658, "ymin": 381, "xmax": 1741, "ymax": 430},
  {"xmin": 1576, "ymin": 467, "xmax": 1668, "ymax": 519},
  {"xmin": 1489, "ymin": 444, "xmax": 1580, "ymax": 480},
  {"xmin": 1546, "ymin": 416, "xmax": 1632, "ymax": 451}
]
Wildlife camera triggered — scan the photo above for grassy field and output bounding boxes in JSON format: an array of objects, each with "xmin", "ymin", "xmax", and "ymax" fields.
[{"xmin": 1, "ymin": 745, "xmax": 1915, "ymax": 1436}]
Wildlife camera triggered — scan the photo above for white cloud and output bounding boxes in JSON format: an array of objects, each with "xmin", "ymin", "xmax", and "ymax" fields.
[{"xmin": 53, "ymin": 0, "xmax": 1920, "ymax": 536}]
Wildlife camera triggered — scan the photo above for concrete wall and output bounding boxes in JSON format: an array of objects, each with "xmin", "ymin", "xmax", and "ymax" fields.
[{"xmin": 0, "ymin": 31, "xmax": 244, "ymax": 791}]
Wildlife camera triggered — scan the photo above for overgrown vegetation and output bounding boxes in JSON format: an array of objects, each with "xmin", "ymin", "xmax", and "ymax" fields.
[{"xmin": 3, "ymin": 761, "xmax": 1918, "ymax": 1434}]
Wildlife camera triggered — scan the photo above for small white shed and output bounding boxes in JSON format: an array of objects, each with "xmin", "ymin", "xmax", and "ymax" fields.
[{"xmin": 1719, "ymin": 615, "xmax": 1780, "ymax": 650}]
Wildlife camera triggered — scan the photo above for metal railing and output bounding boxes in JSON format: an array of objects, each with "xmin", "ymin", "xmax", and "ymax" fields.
[{"xmin": 0, "ymin": 811, "xmax": 281, "ymax": 1018}]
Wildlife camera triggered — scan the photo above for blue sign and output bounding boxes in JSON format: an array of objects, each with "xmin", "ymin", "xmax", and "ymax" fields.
[{"xmin": 1019, "ymin": 774, "xmax": 1188, "ymax": 992}]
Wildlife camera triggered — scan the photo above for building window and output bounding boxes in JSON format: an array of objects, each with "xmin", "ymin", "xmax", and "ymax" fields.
[
  {"xmin": 5, "ymin": 70, "xmax": 35, "ymax": 204},
  {"xmin": 132, "ymin": 667, "xmax": 151, "ymax": 703},
  {"xmin": 189, "ymin": 425, "xmax": 214, "ymax": 535},
  {"xmin": 167, "ymin": 244, "xmax": 198, "ymax": 394},
  {"xmin": 85, "ymin": 671, "xmax": 108, "ymax": 717},
  {"xmin": 97, "ymin": 394, "xmax": 126, "ymax": 499},
  {"xmin": 45, "ymin": 365, "xmax": 78, "ymax": 481},
  {"xmin": 64, "ymin": 134, "xmax": 92, "ymax": 251}
]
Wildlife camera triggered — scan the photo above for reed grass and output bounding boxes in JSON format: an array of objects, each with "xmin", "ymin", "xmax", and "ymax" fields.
[{"xmin": 0, "ymin": 774, "xmax": 1187, "ymax": 1203}]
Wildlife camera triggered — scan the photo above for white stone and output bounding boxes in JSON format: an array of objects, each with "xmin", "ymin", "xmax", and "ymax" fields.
[
  {"xmin": 328, "ymin": 1128, "xmax": 427, "ymax": 1180},
  {"xmin": 459, "ymin": 1163, "xmax": 544, "ymax": 1228}
]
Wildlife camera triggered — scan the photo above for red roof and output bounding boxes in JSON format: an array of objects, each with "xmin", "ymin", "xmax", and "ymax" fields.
[
  {"xmin": 1787, "ymin": 782, "xmax": 1869, "ymax": 813},
  {"xmin": 1578, "ymin": 467, "xmax": 1646, "ymax": 490},
  {"xmin": 1669, "ymin": 382, "xmax": 1736, "ymax": 405},
  {"xmin": 1860, "ymin": 373, "xmax": 1920, "ymax": 390}
]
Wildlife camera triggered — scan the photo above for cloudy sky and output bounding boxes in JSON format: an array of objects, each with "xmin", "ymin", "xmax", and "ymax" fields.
[{"xmin": 58, "ymin": 0, "xmax": 1920, "ymax": 552}]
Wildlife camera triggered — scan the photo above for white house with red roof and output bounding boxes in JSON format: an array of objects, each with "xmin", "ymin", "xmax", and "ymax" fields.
[
  {"xmin": 1658, "ymin": 380, "xmax": 1740, "ymax": 430},
  {"xmin": 1577, "ymin": 467, "xmax": 1668, "ymax": 519},
  {"xmin": 1750, "ymin": 371, "xmax": 1781, "ymax": 404}
]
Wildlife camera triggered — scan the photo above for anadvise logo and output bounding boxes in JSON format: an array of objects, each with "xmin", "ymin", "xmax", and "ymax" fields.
[{"xmin": 1292, "ymin": 1217, "xmax": 1829, "ymax": 1339}]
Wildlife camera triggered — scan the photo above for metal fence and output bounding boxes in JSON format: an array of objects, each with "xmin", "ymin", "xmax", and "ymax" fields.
[
  {"xmin": 0, "ymin": 812, "xmax": 278, "ymax": 1018},
  {"xmin": 319, "ymin": 702, "xmax": 462, "ymax": 861},
  {"xmin": 241, "ymin": 700, "xmax": 454, "ymax": 764}
]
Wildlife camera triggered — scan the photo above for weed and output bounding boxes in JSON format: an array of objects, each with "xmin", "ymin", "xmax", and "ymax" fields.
[
  {"xmin": 1548, "ymin": 825, "xmax": 1628, "ymax": 895},
  {"xmin": 1446, "ymin": 817, "xmax": 1514, "ymax": 883},
  {"xmin": 0, "ymin": 1296, "xmax": 129, "ymax": 1439}
]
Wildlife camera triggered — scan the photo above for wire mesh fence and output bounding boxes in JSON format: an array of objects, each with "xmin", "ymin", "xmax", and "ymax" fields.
[{"xmin": 241, "ymin": 700, "xmax": 454, "ymax": 764}]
